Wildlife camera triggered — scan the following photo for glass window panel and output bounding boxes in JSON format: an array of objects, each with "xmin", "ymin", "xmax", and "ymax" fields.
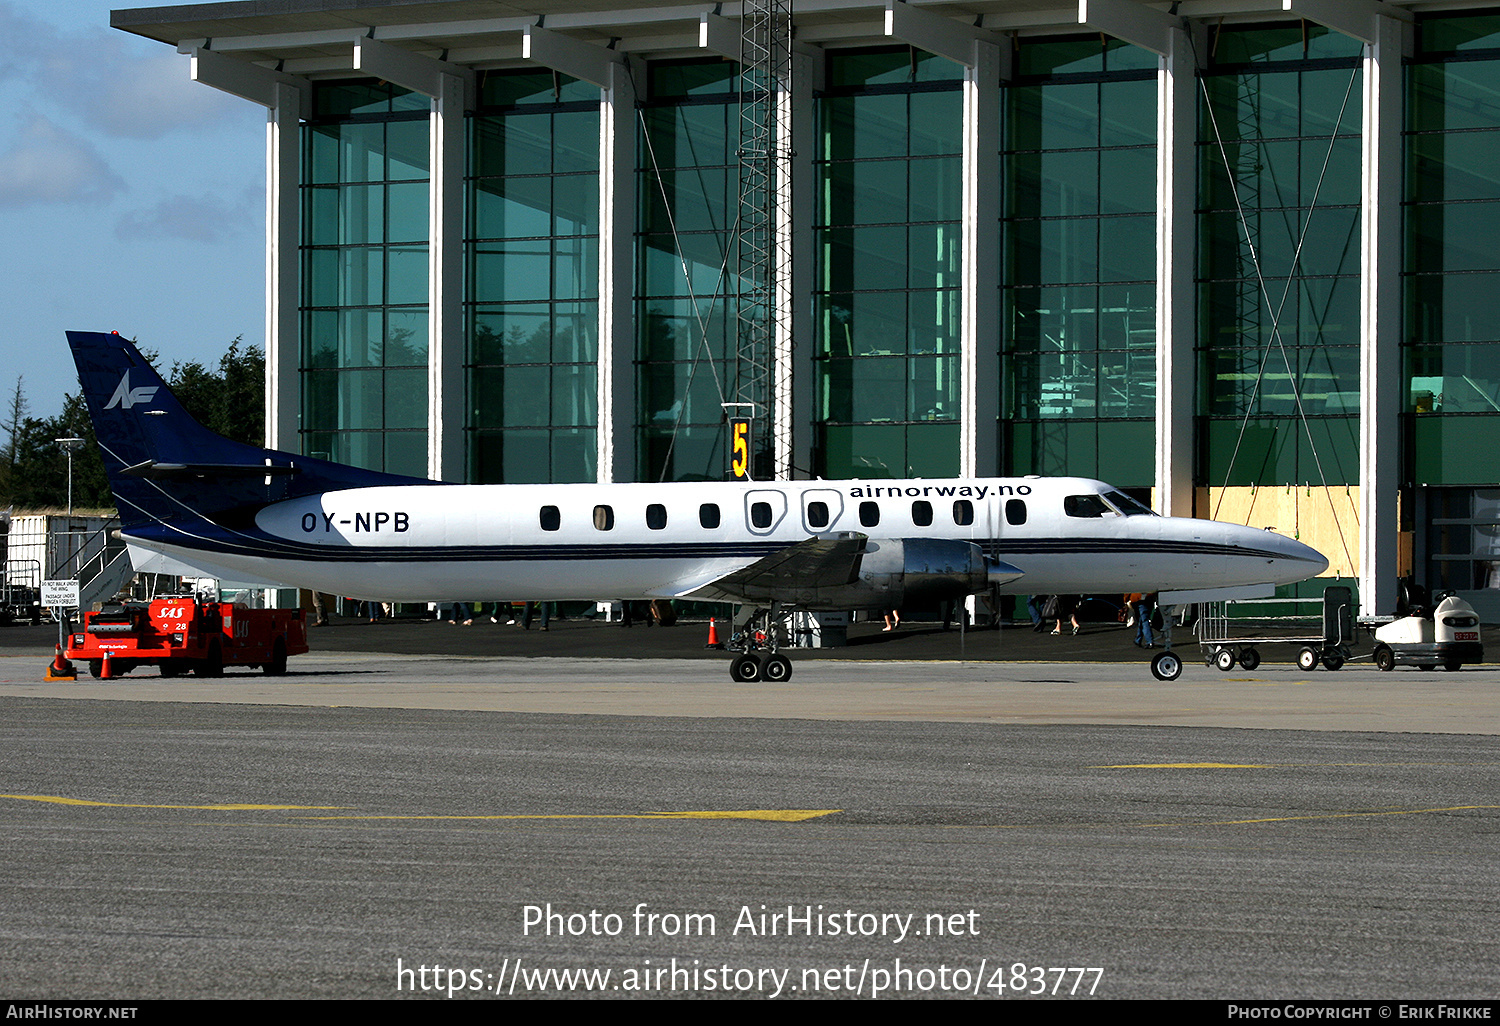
[
  {"xmin": 552, "ymin": 364, "xmax": 597, "ymax": 426},
  {"xmin": 387, "ymin": 181, "xmax": 428, "ymax": 243},
  {"xmin": 553, "ymin": 110, "xmax": 601, "ymax": 172},
  {"xmin": 822, "ymin": 226, "xmax": 908, "ymax": 292},
  {"xmin": 908, "ymin": 354, "xmax": 960, "ymax": 420},
  {"xmin": 474, "ymin": 176, "xmax": 550, "ymax": 240},
  {"xmin": 822, "ymin": 160, "xmax": 906, "ymax": 226},
  {"xmin": 1035, "ymin": 150, "xmax": 1099, "ymax": 217},
  {"xmin": 551, "ymin": 427, "xmax": 595, "ymax": 483},
  {"xmin": 1409, "ymin": 132, "xmax": 1500, "ymax": 203},
  {"xmin": 500, "ymin": 430, "xmax": 550, "ymax": 484},
  {"xmin": 1034, "ymin": 83, "xmax": 1099, "ymax": 150},
  {"xmin": 500, "ymin": 114, "xmax": 554, "ymax": 177},
  {"xmin": 386, "ymin": 119, "xmax": 429, "ymax": 180},
  {"xmin": 819, "ymin": 356, "xmax": 906, "ymax": 422},
  {"xmin": 828, "ymin": 48, "xmax": 914, "ymax": 89},
  {"xmin": 471, "ymin": 305, "xmax": 551, "ymax": 364},
  {"xmin": 384, "ymin": 368, "xmax": 427, "ymax": 430},
  {"xmin": 471, "ymin": 367, "xmax": 505, "ymax": 428},
  {"xmin": 1099, "ymin": 148, "xmax": 1155, "ymax": 214},
  {"xmin": 553, "ymin": 235, "xmax": 598, "ymax": 300},
  {"xmin": 474, "ymin": 245, "xmax": 550, "ymax": 303},
  {"xmin": 829, "ymin": 93, "xmax": 908, "ymax": 160},
  {"xmin": 1410, "ymin": 62, "xmax": 1500, "ymax": 133},
  {"xmin": 554, "ymin": 174, "xmax": 598, "ymax": 236},
  {"xmin": 820, "ymin": 424, "xmax": 905, "ymax": 478},
  {"xmin": 1097, "ymin": 216, "xmax": 1157, "ymax": 283},
  {"xmin": 386, "ymin": 311, "xmax": 426, "ymax": 365},
  {"xmin": 819, "ymin": 292, "xmax": 906, "ymax": 357},
  {"xmin": 1018, "ymin": 37, "xmax": 1105, "ymax": 77},
  {"xmin": 908, "ymin": 91, "xmax": 961, "ymax": 156},
  {"xmin": 503, "ymin": 366, "xmax": 551, "ymax": 427},
  {"xmin": 905, "ymin": 422, "xmax": 961, "ymax": 477},
  {"xmin": 907, "ymin": 224, "xmax": 961, "ymax": 290},
  {"xmin": 315, "ymin": 81, "xmax": 390, "ymax": 118},
  {"xmin": 907, "ymin": 156, "xmax": 962, "ymax": 222},
  {"xmin": 385, "ymin": 247, "xmax": 428, "ymax": 306},
  {"xmin": 1408, "ymin": 271, "xmax": 1500, "ymax": 343}
]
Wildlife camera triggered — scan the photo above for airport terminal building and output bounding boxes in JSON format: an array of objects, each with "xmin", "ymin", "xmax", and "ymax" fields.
[{"xmin": 112, "ymin": 0, "xmax": 1500, "ymax": 618}]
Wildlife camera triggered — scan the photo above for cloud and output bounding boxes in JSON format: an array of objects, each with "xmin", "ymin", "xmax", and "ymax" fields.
[
  {"xmin": 115, "ymin": 184, "xmax": 261, "ymax": 243},
  {"xmin": 0, "ymin": 112, "xmax": 124, "ymax": 206},
  {"xmin": 0, "ymin": 3, "xmax": 245, "ymax": 140}
]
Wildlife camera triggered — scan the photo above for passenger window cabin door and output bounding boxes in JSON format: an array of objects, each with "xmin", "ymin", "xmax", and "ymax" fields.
[
  {"xmin": 744, "ymin": 489, "xmax": 789, "ymax": 535},
  {"xmin": 800, "ymin": 488, "xmax": 844, "ymax": 533}
]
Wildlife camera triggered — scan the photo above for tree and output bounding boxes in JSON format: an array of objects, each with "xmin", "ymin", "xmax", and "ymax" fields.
[
  {"xmin": 1, "ymin": 375, "xmax": 26, "ymax": 498},
  {"xmin": 0, "ymin": 337, "xmax": 263, "ymax": 512}
]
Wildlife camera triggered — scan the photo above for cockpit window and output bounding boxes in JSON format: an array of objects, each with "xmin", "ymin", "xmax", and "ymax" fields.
[
  {"xmin": 1064, "ymin": 494, "xmax": 1111, "ymax": 519},
  {"xmin": 1104, "ymin": 490, "xmax": 1155, "ymax": 516}
]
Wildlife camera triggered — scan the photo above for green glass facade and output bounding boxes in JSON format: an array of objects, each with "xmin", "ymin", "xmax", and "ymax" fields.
[
  {"xmin": 467, "ymin": 70, "xmax": 600, "ymax": 484},
  {"xmin": 301, "ymin": 82, "xmax": 430, "ymax": 476},
  {"xmin": 814, "ymin": 47, "xmax": 963, "ymax": 479},
  {"xmin": 1197, "ymin": 24, "xmax": 1363, "ymax": 488},
  {"xmin": 1406, "ymin": 16, "xmax": 1500, "ymax": 488},
  {"xmin": 1001, "ymin": 37, "xmax": 1158, "ymax": 485},
  {"xmin": 635, "ymin": 59, "xmax": 745, "ymax": 481}
]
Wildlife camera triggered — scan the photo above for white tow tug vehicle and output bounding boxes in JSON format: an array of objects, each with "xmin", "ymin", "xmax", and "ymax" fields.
[{"xmin": 1371, "ymin": 594, "xmax": 1484, "ymax": 672}]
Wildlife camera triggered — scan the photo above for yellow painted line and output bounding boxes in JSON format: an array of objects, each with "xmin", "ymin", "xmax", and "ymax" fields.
[
  {"xmin": 955, "ymin": 804, "xmax": 1500, "ymax": 831},
  {"xmin": 302, "ymin": 809, "xmax": 842, "ymax": 823},
  {"xmin": 1, "ymin": 793, "xmax": 346, "ymax": 811},
  {"xmin": 1184, "ymin": 805, "xmax": 1500, "ymax": 827}
]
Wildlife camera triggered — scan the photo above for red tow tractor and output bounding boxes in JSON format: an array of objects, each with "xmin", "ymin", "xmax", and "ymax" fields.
[{"xmin": 64, "ymin": 596, "xmax": 308, "ymax": 678}]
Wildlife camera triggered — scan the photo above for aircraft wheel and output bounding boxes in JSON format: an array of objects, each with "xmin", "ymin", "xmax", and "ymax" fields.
[
  {"xmin": 1239, "ymin": 648, "xmax": 1261, "ymax": 671},
  {"xmin": 1297, "ymin": 647, "xmax": 1320, "ymax": 672},
  {"xmin": 1373, "ymin": 645, "xmax": 1394, "ymax": 672},
  {"xmin": 729, "ymin": 654, "xmax": 762, "ymax": 683},
  {"xmin": 1151, "ymin": 651, "xmax": 1182, "ymax": 681},
  {"xmin": 1215, "ymin": 648, "xmax": 1237, "ymax": 672},
  {"xmin": 1322, "ymin": 654, "xmax": 1345, "ymax": 671},
  {"xmin": 761, "ymin": 654, "xmax": 793, "ymax": 683},
  {"xmin": 263, "ymin": 639, "xmax": 288, "ymax": 677}
]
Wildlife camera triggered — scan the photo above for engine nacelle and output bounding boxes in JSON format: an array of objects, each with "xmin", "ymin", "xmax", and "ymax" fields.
[{"xmin": 798, "ymin": 538, "xmax": 1012, "ymax": 611}]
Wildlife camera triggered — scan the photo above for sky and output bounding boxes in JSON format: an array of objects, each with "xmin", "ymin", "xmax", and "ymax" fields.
[{"xmin": 0, "ymin": 0, "xmax": 266, "ymax": 420}]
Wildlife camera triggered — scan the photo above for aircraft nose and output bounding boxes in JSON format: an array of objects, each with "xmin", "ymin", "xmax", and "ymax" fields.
[{"xmin": 1250, "ymin": 526, "xmax": 1329, "ymax": 582}]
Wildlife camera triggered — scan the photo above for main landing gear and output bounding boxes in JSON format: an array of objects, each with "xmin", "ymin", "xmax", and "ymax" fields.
[{"xmin": 725, "ymin": 605, "xmax": 794, "ymax": 683}]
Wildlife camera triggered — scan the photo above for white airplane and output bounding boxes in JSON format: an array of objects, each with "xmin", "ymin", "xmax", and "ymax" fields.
[{"xmin": 68, "ymin": 330, "xmax": 1328, "ymax": 681}]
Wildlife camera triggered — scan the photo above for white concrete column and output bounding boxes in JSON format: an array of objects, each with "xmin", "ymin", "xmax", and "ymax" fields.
[
  {"xmin": 428, "ymin": 73, "xmax": 466, "ymax": 483},
  {"xmin": 265, "ymin": 84, "xmax": 300, "ymax": 453},
  {"xmin": 960, "ymin": 41, "xmax": 1001, "ymax": 479},
  {"xmin": 598, "ymin": 60, "xmax": 638, "ymax": 483},
  {"xmin": 1359, "ymin": 15, "xmax": 1407, "ymax": 617},
  {"xmin": 1155, "ymin": 26, "xmax": 1197, "ymax": 517}
]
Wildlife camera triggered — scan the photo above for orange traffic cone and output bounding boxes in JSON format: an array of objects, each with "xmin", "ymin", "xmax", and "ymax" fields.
[
  {"xmin": 45, "ymin": 645, "xmax": 76, "ymax": 681},
  {"xmin": 100, "ymin": 651, "xmax": 114, "ymax": 680},
  {"xmin": 705, "ymin": 618, "xmax": 723, "ymax": 649}
]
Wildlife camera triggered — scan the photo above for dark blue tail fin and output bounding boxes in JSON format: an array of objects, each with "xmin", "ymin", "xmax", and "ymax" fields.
[{"xmin": 67, "ymin": 331, "xmax": 434, "ymax": 530}]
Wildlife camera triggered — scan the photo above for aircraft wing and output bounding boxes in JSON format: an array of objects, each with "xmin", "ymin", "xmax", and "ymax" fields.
[{"xmin": 674, "ymin": 532, "xmax": 869, "ymax": 604}]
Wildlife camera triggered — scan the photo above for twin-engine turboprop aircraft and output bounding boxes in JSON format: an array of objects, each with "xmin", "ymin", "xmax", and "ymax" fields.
[{"xmin": 67, "ymin": 330, "xmax": 1328, "ymax": 681}]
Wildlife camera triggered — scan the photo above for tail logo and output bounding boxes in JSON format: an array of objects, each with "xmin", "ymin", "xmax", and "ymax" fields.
[{"xmin": 104, "ymin": 369, "xmax": 159, "ymax": 411}]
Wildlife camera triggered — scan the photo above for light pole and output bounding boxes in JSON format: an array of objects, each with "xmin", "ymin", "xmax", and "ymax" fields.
[{"xmin": 54, "ymin": 437, "xmax": 84, "ymax": 517}]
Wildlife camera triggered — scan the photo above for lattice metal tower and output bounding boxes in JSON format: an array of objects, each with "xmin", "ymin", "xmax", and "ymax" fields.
[{"xmin": 735, "ymin": 0, "xmax": 793, "ymax": 479}]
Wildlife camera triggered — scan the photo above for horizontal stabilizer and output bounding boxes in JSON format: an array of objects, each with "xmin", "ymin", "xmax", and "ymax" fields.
[{"xmin": 120, "ymin": 460, "xmax": 299, "ymax": 479}]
